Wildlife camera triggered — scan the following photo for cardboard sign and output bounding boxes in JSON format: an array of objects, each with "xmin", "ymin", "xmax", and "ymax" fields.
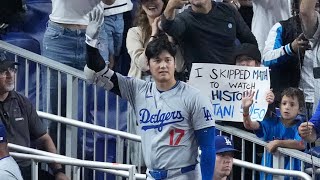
[{"xmin": 189, "ymin": 63, "xmax": 270, "ymax": 122}]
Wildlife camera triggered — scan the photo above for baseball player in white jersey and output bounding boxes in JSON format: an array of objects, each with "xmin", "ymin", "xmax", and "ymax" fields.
[{"xmin": 84, "ymin": 9, "xmax": 216, "ymax": 180}]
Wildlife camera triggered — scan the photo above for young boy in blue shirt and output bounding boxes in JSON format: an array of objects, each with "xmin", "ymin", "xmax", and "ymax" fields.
[{"xmin": 242, "ymin": 87, "xmax": 305, "ymax": 180}]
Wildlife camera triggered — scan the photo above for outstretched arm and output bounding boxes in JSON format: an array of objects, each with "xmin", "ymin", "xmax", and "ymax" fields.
[
  {"xmin": 161, "ymin": 0, "xmax": 188, "ymax": 38},
  {"xmin": 267, "ymin": 128, "xmax": 305, "ymax": 153},
  {"xmin": 84, "ymin": 8, "xmax": 121, "ymax": 95},
  {"xmin": 234, "ymin": 7, "xmax": 257, "ymax": 46},
  {"xmin": 263, "ymin": 20, "xmax": 310, "ymax": 67},
  {"xmin": 300, "ymin": 0, "xmax": 318, "ymax": 38},
  {"xmin": 163, "ymin": 0, "xmax": 188, "ymax": 21},
  {"xmin": 85, "ymin": 7, "xmax": 106, "ymax": 72},
  {"xmin": 195, "ymin": 127, "xmax": 215, "ymax": 180},
  {"xmin": 266, "ymin": 139, "xmax": 305, "ymax": 153}
]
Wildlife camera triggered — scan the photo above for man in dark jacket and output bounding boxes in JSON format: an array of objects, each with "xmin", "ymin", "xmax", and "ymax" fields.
[
  {"xmin": 0, "ymin": 59, "xmax": 68, "ymax": 180},
  {"xmin": 160, "ymin": 0, "xmax": 257, "ymax": 76}
]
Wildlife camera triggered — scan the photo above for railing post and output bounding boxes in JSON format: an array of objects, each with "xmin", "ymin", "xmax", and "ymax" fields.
[
  {"xmin": 73, "ymin": 166, "xmax": 80, "ymax": 180},
  {"xmin": 241, "ymin": 139, "xmax": 245, "ymax": 180},
  {"xmin": 252, "ymin": 143, "xmax": 256, "ymax": 180},
  {"xmin": 116, "ymin": 136, "xmax": 124, "ymax": 180},
  {"xmin": 31, "ymin": 160, "xmax": 39, "ymax": 180},
  {"xmin": 128, "ymin": 165, "xmax": 136, "ymax": 180},
  {"xmin": 272, "ymin": 151, "xmax": 285, "ymax": 180},
  {"xmin": 65, "ymin": 74, "xmax": 79, "ymax": 177}
]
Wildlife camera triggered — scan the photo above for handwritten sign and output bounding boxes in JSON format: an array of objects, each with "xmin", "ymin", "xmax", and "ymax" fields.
[{"xmin": 189, "ymin": 63, "xmax": 270, "ymax": 122}]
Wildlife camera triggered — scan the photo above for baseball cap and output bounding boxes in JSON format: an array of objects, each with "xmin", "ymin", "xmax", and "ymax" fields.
[
  {"xmin": 0, "ymin": 122, "xmax": 7, "ymax": 143},
  {"xmin": 215, "ymin": 136, "xmax": 238, "ymax": 154},
  {"xmin": 233, "ymin": 43, "xmax": 261, "ymax": 63},
  {"xmin": 0, "ymin": 53, "xmax": 19, "ymax": 72},
  {"xmin": 0, "ymin": 59, "xmax": 19, "ymax": 72}
]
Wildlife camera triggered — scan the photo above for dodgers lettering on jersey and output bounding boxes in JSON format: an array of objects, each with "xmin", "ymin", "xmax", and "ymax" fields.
[{"xmin": 139, "ymin": 109, "xmax": 185, "ymax": 131}]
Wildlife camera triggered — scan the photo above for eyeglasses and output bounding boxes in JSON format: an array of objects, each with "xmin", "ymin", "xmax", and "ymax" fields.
[{"xmin": 0, "ymin": 67, "xmax": 17, "ymax": 77}]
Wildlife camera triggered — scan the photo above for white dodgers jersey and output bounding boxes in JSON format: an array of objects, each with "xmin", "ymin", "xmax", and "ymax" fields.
[{"xmin": 117, "ymin": 73, "xmax": 215, "ymax": 170}]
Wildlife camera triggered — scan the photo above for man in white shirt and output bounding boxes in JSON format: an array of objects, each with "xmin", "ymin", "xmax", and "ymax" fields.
[
  {"xmin": 299, "ymin": 0, "xmax": 320, "ymax": 111},
  {"xmin": 251, "ymin": 0, "xmax": 291, "ymax": 52}
]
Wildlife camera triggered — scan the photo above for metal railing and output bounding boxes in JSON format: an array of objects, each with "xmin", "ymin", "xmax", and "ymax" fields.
[
  {"xmin": 39, "ymin": 111, "xmax": 314, "ymax": 180},
  {"xmin": 9, "ymin": 143, "xmax": 147, "ymax": 180},
  {"xmin": 37, "ymin": 111, "xmax": 141, "ymax": 142},
  {"xmin": 37, "ymin": 111, "xmax": 145, "ymax": 179},
  {"xmin": 233, "ymin": 158, "xmax": 312, "ymax": 180},
  {"xmin": 10, "ymin": 152, "xmax": 136, "ymax": 180},
  {"xmin": 11, "ymin": 112, "xmax": 313, "ymax": 180}
]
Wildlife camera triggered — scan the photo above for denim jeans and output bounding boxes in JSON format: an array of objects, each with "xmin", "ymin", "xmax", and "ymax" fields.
[
  {"xmin": 42, "ymin": 20, "xmax": 87, "ymax": 69},
  {"xmin": 41, "ymin": 20, "xmax": 87, "ymax": 153},
  {"xmin": 99, "ymin": 13, "xmax": 124, "ymax": 62},
  {"xmin": 42, "ymin": 20, "xmax": 87, "ymax": 114}
]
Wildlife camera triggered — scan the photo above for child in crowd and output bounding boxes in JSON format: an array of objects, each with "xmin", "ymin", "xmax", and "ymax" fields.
[
  {"xmin": 221, "ymin": 43, "xmax": 273, "ymax": 179},
  {"xmin": 242, "ymin": 87, "xmax": 305, "ymax": 180}
]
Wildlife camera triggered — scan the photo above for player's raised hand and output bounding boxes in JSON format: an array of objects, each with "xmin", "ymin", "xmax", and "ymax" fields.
[
  {"xmin": 265, "ymin": 89, "xmax": 274, "ymax": 104},
  {"xmin": 242, "ymin": 90, "xmax": 255, "ymax": 110},
  {"xmin": 86, "ymin": 7, "xmax": 104, "ymax": 47},
  {"xmin": 167, "ymin": 0, "xmax": 189, "ymax": 10}
]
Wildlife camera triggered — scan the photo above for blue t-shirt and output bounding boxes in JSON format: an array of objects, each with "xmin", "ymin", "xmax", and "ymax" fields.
[{"xmin": 255, "ymin": 117, "xmax": 302, "ymax": 180}]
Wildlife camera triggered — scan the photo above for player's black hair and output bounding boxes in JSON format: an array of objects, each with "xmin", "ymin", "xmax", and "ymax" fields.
[
  {"xmin": 281, "ymin": 87, "xmax": 305, "ymax": 110},
  {"xmin": 145, "ymin": 36, "xmax": 177, "ymax": 62}
]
